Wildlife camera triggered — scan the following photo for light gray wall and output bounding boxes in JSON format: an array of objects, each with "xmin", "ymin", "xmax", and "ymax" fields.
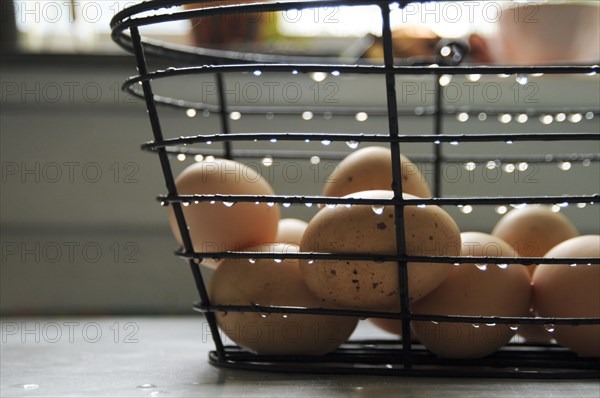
[{"xmin": 1, "ymin": 56, "xmax": 598, "ymax": 314}]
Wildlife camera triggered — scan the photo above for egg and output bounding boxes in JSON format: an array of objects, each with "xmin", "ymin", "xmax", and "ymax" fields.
[
  {"xmin": 491, "ymin": 205, "xmax": 579, "ymax": 343},
  {"xmin": 368, "ymin": 318, "xmax": 425, "ymax": 341},
  {"xmin": 300, "ymin": 190, "xmax": 460, "ymax": 310},
  {"xmin": 322, "ymin": 147, "xmax": 431, "ymax": 199},
  {"xmin": 368, "ymin": 318, "xmax": 405, "ymax": 336},
  {"xmin": 168, "ymin": 159, "xmax": 280, "ymax": 267},
  {"xmin": 411, "ymin": 232, "xmax": 531, "ymax": 359},
  {"xmin": 275, "ymin": 218, "xmax": 308, "ymax": 245},
  {"xmin": 491, "ymin": 205, "xmax": 578, "ymax": 274},
  {"xmin": 208, "ymin": 244, "xmax": 359, "ymax": 355},
  {"xmin": 532, "ymin": 235, "xmax": 600, "ymax": 357}
]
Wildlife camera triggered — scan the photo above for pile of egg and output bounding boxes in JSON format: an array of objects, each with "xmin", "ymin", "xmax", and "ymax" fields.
[{"xmin": 167, "ymin": 147, "xmax": 599, "ymax": 358}]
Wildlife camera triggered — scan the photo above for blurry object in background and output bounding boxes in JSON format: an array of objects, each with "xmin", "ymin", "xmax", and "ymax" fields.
[
  {"xmin": 490, "ymin": 2, "xmax": 600, "ymax": 65},
  {"xmin": 1, "ymin": 0, "xmax": 18, "ymax": 53},
  {"xmin": 185, "ymin": 1, "xmax": 268, "ymax": 48},
  {"xmin": 361, "ymin": 2, "xmax": 600, "ymax": 65},
  {"xmin": 361, "ymin": 26, "xmax": 483, "ymax": 65},
  {"xmin": 362, "ymin": 25, "xmax": 440, "ymax": 62}
]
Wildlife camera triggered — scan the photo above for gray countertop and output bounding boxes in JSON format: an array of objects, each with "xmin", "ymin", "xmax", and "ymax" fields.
[{"xmin": 1, "ymin": 317, "xmax": 598, "ymax": 398}]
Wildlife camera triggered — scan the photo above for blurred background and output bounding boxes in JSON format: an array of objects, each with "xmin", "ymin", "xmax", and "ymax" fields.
[{"xmin": 1, "ymin": 0, "xmax": 599, "ymax": 315}]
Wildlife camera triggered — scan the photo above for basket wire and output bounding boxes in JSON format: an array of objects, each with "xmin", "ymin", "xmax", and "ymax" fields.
[{"xmin": 111, "ymin": 0, "xmax": 600, "ymax": 378}]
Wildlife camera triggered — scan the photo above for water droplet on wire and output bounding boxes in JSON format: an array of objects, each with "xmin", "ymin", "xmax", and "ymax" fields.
[
  {"xmin": 516, "ymin": 73, "xmax": 528, "ymax": 85},
  {"xmin": 371, "ymin": 205, "xmax": 385, "ymax": 215},
  {"xmin": 346, "ymin": 141, "xmax": 359, "ymax": 149}
]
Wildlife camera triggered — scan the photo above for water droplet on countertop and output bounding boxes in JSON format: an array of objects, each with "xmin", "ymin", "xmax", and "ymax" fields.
[{"xmin": 137, "ymin": 384, "xmax": 157, "ymax": 389}]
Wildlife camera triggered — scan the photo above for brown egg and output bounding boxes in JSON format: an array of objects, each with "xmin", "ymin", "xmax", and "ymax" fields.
[
  {"xmin": 492, "ymin": 205, "xmax": 579, "ymax": 343},
  {"xmin": 275, "ymin": 218, "xmax": 308, "ymax": 246},
  {"xmin": 300, "ymin": 190, "xmax": 460, "ymax": 310},
  {"xmin": 491, "ymin": 205, "xmax": 578, "ymax": 274},
  {"xmin": 368, "ymin": 318, "xmax": 404, "ymax": 336},
  {"xmin": 533, "ymin": 235, "xmax": 600, "ymax": 357},
  {"xmin": 368, "ymin": 318, "xmax": 419, "ymax": 340},
  {"xmin": 209, "ymin": 244, "xmax": 358, "ymax": 355},
  {"xmin": 168, "ymin": 159, "xmax": 280, "ymax": 267},
  {"xmin": 323, "ymin": 147, "xmax": 431, "ymax": 199},
  {"xmin": 411, "ymin": 232, "xmax": 531, "ymax": 359},
  {"xmin": 515, "ymin": 309, "xmax": 555, "ymax": 345}
]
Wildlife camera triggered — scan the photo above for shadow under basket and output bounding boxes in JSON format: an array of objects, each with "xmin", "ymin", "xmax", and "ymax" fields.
[{"xmin": 111, "ymin": 0, "xmax": 600, "ymax": 379}]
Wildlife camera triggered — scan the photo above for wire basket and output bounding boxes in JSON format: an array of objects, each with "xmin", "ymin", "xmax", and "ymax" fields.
[{"xmin": 111, "ymin": 0, "xmax": 600, "ymax": 379}]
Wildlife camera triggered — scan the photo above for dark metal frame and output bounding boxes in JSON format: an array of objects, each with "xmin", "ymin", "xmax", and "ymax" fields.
[{"xmin": 111, "ymin": 0, "xmax": 600, "ymax": 378}]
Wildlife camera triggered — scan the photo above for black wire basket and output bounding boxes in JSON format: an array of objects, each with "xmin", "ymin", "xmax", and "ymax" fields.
[{"xmin": 111, "ymin": 0, "xmax": 600, "ymax": 379}]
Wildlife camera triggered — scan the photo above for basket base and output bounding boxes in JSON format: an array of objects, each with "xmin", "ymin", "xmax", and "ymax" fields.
[{"xmin": 207, "ymin": 341, "xmax": 600, "ymax": 379}]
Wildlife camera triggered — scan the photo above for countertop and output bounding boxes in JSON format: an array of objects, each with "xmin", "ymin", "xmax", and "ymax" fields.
[{"xmin": 1, "ymin": 316, "xmax": 598, "ymax": 398}]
